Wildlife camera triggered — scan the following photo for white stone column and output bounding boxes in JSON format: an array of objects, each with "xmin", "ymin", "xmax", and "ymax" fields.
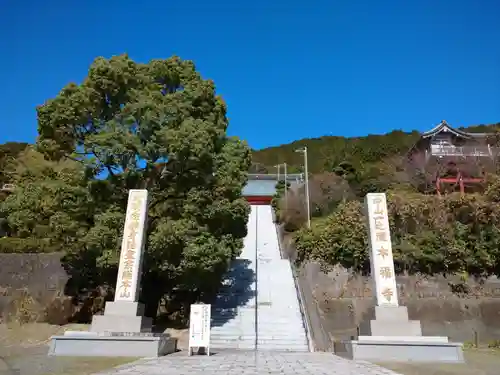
[
  {"xmin": 115, "ymin": 189, "xmax": 149, "ymax": 302},
  {"xmin": 364, "ymin": 193, "xmax": 398, "ymax": 307},
  {"xmin": 352, "ymin": 193, "xmax": 462, "ymax": 363},
  {"xmin": 90, "ymin": 189, "xmax": 152, "ymax": 333}
]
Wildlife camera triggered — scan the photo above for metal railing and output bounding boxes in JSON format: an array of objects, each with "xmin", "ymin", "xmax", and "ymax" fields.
[
  {"xmin": 273, "ymin": 215, "xmax": 313, "ymax": 352},
  {"xmin": 429, "ymin": 145, "xmax": 492, "ymax": 158},
  {"xmin": 248, "ymin": 173, "xmax": 304, "ymax": 182},
  {"xmin": 273, "ymin": 210, "xmax": 333, "ymax": 352}
]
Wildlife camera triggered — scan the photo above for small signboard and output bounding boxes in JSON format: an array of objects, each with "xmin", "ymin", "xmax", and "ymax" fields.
[{"xmin": 188, "ymin": 303, "xmax": 211, "ymax": 356}]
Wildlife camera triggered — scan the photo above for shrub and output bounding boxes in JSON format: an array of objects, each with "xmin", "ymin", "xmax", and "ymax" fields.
[
  {"xmin": 294, "ymin": 190, "xmax": 500, "ymax": 278},
  {"xmin": 277, "ymin": 173, "xmax": 354, "ymax": 232},
  {"xmin": 0, "ymin": 237, "xmax": 60, "ymax": 253}
]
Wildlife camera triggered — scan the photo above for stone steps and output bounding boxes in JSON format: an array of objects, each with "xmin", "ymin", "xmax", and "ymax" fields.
[
  {"xmin": 254, "ymin": 205, "xmax": 308, "ymax": 352},
  {"xmin": 208, "ymin": 205, "xmax": 309, "ymax": 352},
  {"xmin": 212, "ymin": 314, "xmax": 304, "ymax": 322},
  {"xmin": 211, "ymin": 329, "xmax": 306, "ymax": 336},
  {"xmin": 211, "ymin": 340, "xmax": 308, "ymax": 347}
]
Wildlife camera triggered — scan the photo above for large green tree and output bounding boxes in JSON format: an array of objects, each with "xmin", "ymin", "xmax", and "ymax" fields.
[
  {"xmin": 17, "ymin": 54, "xmax": 250, "ymax": 319},
  {"xmin": 0, "ymin": 142, "xmax": 28, "ymax": 186},
  {"xmin": 0, "ymin": 147, "xmax": 92, "ymax": 253}
]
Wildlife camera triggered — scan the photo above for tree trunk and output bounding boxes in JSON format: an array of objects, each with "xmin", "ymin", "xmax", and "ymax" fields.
[{"xmin": 140, "ymin": 273, "xmax": 165, "ymax": 321}]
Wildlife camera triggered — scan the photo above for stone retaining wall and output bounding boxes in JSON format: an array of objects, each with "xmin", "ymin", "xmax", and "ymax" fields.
[
  {"xmin": 280, "ymin": 229, "xmax": 500, "ymax": 345},
  {"xmin": 301, "ymin": 261, "xmax": 500, "ymax": 343},
  {"xmin": 0, "ymin": 253, "xmax": 68, "ymax": 322}
]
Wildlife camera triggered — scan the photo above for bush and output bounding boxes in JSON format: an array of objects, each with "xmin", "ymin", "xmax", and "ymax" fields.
[
  {"xmin": 0, "ymin": 237, "xmax": 60, "ymax": 253},
  {"xmin": 294, "ymin": 189, "xmax": 500, "ymax": 278},
  {"xmin": 294, "ymin": 200, "xmax": 369, "ymax": 273},
  {"xmin": 3, "ymin": 288, "xmax": 44, "ymax": 324},
  {"xmin": 277, "ymin": 173, "xmax": 354, "ymax": 232},
  {"xmin": 1, "ymin": 287, "xmax": 76, "ymax": 325},
  {"xmin": 488, "ymin": 340, "xmax": 500, "ymax": 349},
  {"xmin": 44, "ymin": 296, "xmax": 74, "ymax": 325}
]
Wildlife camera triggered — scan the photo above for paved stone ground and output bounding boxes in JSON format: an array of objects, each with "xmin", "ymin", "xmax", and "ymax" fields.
[{"xmin": 94, "ymin": 351, "xmax": 402, "ymax": 375}]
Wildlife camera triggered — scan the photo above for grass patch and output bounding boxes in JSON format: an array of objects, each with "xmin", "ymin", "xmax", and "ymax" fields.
[
  {"xmin": 378, "ymin": 348, "xmax": 500, "ymax": 375},
  {"xmin": 0, "ymin": 323, "xmax": 138, "ymax": 375}
]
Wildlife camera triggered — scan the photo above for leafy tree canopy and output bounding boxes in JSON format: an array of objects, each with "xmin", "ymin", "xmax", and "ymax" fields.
[
  {"xmin": 0, "ymin": 142, "xmax": 28, "ymax": 186},
  {"xmin": 2, "ymin": 54, "xmax": 251, "ymax": 319},
  {"xmin": 0, "ymin": 147, "xmax": 91, "ymax": 253}
]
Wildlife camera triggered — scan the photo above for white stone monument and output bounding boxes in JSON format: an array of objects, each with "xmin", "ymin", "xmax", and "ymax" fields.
[
  {"xmin": 90, "ymin": 189, "xmax": 152, "ymax": 333},
  {"xmin": 338, "ymin": 193, "xmax": 464, "ymax": 362},
  {"xmin": 361, "ymin": 192, "xmax": 421, "ymax": 336},
  {"xmin": 49, "ymin": 190, "xmax": 177, "ymax": 357}
]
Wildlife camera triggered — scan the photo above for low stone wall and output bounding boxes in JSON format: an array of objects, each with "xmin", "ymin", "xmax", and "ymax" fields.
[
  {"xmin": 301, "ymin": 261, "xmax": 500, "ymax": 343},
  {"xmin": 0, "ymin": 253, "xmax": 69, "ymax": 323},
  {"xmin": 4, "ymin": 244, "xmax": 500, "ymax": 345},
  {"xmin": 279, "ymin": 229, "xmax": 500, "ymax": 345}
]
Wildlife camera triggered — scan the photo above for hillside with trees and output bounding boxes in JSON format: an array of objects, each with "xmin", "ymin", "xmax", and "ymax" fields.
[
  {"xmin": 260, "ymin": 122, "xmax": 500, "ymax": 280},
  {"xmin": 252, "ymin": 123, "xmax": 500, "ymax": 174}
]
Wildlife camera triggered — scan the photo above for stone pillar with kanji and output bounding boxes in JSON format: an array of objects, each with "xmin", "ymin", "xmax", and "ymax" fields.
[
  {"xmin": 314, "ymin": 192, "xmax": 464, "ymax": 361},
  {"xmin": 90, "ymin": 189, "xmax": 152, "ymax": 333},
  {"xmin": 360, "ymin": 192, "xmax": 422, "ymax": 337}
]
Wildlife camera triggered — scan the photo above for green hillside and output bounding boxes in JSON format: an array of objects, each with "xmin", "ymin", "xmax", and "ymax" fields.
[
  {"xmin": 252, "ymin": 123, "xmax": 500, "ymax": 174},
  {"xmin": 261, "ymin": 121, "xmax": 500, "ymax": 279}
]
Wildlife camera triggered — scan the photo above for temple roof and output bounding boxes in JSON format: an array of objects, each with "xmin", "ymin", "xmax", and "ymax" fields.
[
  {"xmin": 422, "ymin": 120, "xmax": 487, "ymax": 139},
  {"xmin": 244, "ymin": 174, "xmax": 303, "ymax": 197}
]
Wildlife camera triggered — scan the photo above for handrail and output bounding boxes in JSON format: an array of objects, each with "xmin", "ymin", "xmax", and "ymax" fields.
[
  {"xmin": 273, "ymin": 212, "xmax": 314, "ymax": 352},
  {"xmin": 248, "ymin": 173, "xmax": 304, "ymax": 181},
  {"xmin": 291, "ymin": 259, "xmax": 314, "ymax": 353},
  {"xmin": 291, "ymin": 262, "xmax": 332, "ymax": 352},
  {"xmin": 254, "ymin": 206, "xmax": 259, "ymax": 350},
  {"xmin": 430, "ymin": 144, "xmax": 492, "ymax": 157}
]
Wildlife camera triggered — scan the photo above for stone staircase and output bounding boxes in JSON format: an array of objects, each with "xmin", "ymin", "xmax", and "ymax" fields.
[
  {"xmin": 210, "ymin": 205, "xmax": 257, "ymax": 350},
  {"xmin": 210, "ymin": 205, "xmax": 309, "ymax": 352}
]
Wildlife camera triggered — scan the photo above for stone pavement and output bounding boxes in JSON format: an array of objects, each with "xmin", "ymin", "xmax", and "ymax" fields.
[{"xmin": 94, "ymin": 351, "xmax": 402, "ymax": 375}]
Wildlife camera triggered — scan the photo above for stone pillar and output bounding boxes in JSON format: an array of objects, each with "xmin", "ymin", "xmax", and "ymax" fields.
[
  {"xmin": 361, "ymin": 193, "xmax": 421, "ymax": 337},
  {"xmin": 365, "ymin": 193, "xmax": 399, "ymax": 307},
  {"xmin": 336, "ymin": 193, "xmax": 464, "ymax": 363},
  {"xmin": 90, "ymin": 189, "xmax": 152, "ymax": 333}
]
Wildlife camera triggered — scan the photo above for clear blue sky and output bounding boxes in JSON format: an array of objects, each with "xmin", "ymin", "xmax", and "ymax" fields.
[{"xmin": 1, "ymin": 0, "xmax": 499, "ymax": 149}]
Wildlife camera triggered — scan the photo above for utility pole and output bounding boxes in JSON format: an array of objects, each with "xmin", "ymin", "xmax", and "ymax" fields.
[
  {"xmin": 295, "ymin": 147, "xmax": 311, "ymax": 228},
  {"xmin": 283, "ymin": 162, "xmax": 288, "ymax": 212},
  {"xmin": 274, "ymin": 164, "xmax": 281, "ymax": 181},
  {"xmin": 304, "ymin": 148, "xmax": 311, "ymax": 229}
]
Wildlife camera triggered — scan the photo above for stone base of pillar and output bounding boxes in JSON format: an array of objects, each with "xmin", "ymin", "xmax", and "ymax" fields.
[
  {"xmin": 336, "ymin": 305, "xmax": 464, "ymax": 362},
  {"xmin": 359, "ymin": 306, "xmax": 422, "ymax": 336},
  {"xmin": 336, "ymin": 337, "xmax": 464, "ymax": 363},
  {"xmin": 48, "ymin": 332, "xmax": 177, "ymax": 357},
  {"xmin": 90, "ymin": 301, "xmax": 152, "ymax": 333}
]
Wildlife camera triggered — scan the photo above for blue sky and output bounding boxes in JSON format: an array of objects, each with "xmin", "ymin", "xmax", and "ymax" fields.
[{"xmin": 1, "ymin": 0, "xmax": 499, "ymax": 149}]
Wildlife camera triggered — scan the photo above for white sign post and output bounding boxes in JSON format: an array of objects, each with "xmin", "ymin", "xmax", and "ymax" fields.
[
  {"xmin": 365, "ymin": 193, "xmax": 399, "ymax": 307},
  {"xmin": 188, "ymin": 303, "xmax": 211, "ymax": 356}
]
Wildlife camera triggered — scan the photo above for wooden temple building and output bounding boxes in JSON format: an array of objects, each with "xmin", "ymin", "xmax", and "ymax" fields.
[{"xmin": 407, "ymin": 120, "xmax": 497, "ymax": 195}]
